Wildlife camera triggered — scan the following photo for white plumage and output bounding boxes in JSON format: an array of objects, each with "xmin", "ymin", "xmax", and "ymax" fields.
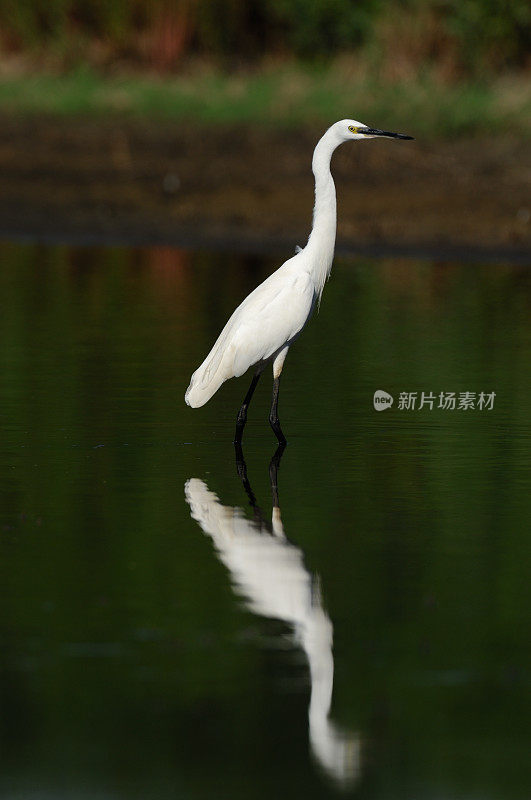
[
  {"xmin": 185, "ymin": 262, "xmax": 315, "ymax": 408},
  {"xmin": 185, "ymin": 118, "xmax": 413, "ymax": 440}
]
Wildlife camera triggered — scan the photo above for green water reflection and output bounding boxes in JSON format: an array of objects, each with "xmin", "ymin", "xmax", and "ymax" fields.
[{"xmin": 0, "ymin": 241, "xmax": 530, "ymax": 798}]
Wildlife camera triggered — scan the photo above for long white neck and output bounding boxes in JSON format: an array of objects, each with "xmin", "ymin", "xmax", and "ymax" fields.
[{"xmin": 305, "ymin": 127, "xmax": 340, "ymax": 300}]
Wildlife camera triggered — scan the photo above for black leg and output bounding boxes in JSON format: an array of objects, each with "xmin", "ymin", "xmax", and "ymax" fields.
[
  {"xmin": 269, "ymin": 376, "xmax": 287, "ymax": 445},
  {"xmin": 234, "ymin": 371, "xmax": 261, "ymax": 444}
]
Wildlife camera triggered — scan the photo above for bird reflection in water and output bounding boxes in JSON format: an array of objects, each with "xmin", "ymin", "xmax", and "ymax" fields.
[{"xmin": 185, "ymin": 443, "xmax": 361, "ymax": 787}]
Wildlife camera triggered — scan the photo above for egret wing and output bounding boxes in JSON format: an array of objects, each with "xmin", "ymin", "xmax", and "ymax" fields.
[
  {"xmin": 185, "ymin": 256, "xmax": 315, "ymax": 407},
  {"xmin": 230, "ymin": 270, "xmax": 315, "ymax": 377}
]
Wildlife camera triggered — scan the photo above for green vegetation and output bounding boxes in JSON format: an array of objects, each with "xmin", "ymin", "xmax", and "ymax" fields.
[
  {"xmin": 0, "ymin": 0, "xmax": 529, "ymax": 74},
  {"xmin": 0, "ymin": 1, "xmax": 528, "ymax": 135},
  {"xmin": 0, "ymin": 63, "xmax": 529, "ymax": 137}
]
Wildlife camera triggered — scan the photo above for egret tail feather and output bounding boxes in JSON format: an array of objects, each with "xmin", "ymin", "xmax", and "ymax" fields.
[{"xmin": 185, "ymin": 359, "xmax": 228, "ymax": 407}]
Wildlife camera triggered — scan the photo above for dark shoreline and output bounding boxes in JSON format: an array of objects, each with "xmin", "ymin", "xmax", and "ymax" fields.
[
  {"xmin": 2, "ymin": 225, "xmax": 529, "ymax": 265},
  {"xmin": 0, "ymin": 116, "xmax": 529, "ymax": 260}
]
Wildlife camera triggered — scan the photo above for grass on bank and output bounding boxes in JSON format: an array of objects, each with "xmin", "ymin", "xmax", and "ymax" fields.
[{"xmin": 0, "ymin": 63, "xmax": 529, "ymax": 138}]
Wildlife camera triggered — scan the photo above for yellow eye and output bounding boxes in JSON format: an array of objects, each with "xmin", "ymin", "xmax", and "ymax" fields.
[{"xmin": 348, "ymin": 125, "xmax": 358, "ymax": 133}]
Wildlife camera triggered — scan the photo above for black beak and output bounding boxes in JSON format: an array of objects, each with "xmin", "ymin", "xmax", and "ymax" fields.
[{"xmin": 360, "ymin": 127, "xmax": 414, "ymax": 140}]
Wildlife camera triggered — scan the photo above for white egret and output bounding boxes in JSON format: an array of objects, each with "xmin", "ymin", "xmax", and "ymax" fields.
[{"xmin": 185, "ymin": 119, "xmax": 413, "ymax": 442}]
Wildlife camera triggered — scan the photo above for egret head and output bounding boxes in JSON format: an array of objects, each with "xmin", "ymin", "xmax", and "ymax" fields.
[{"xmin": 337, "ymin": 119, "xmax": 413, "ymax": 142}]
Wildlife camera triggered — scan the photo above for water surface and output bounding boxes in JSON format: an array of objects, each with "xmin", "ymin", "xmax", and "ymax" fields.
[{"xmin": 1, "ymin": 241, "xmax": 530, "ymax": 798}]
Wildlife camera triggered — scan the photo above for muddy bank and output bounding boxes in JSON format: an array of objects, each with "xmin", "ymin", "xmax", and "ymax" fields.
[{"xmin": 0, "ymin": 117, "xmax": 529, "ymax": 260}]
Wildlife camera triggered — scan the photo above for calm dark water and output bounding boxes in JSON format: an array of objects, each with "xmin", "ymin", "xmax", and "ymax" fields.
[{"xmin": 1, "ymin": 241, "xmax": 530, "ymax": 799}]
